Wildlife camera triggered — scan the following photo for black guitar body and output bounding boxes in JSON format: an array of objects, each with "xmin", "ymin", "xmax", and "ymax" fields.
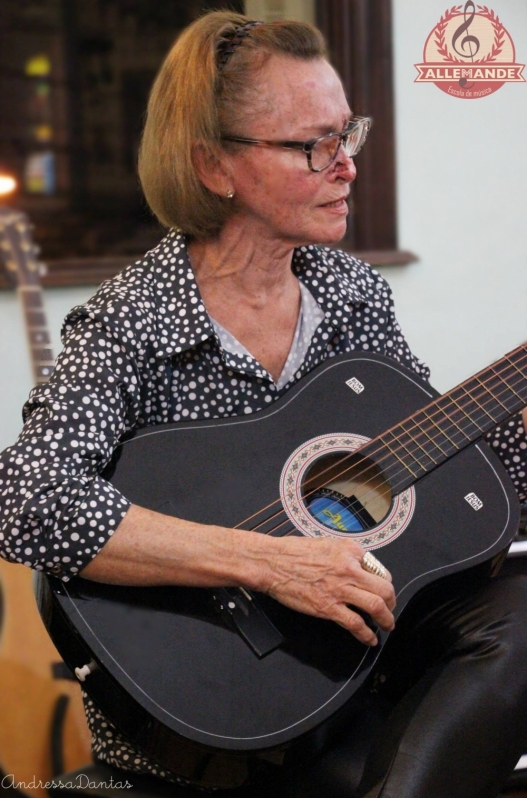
[{"xmin": 37, "ymin": 352, "xmax": 519, "ymax": 789}]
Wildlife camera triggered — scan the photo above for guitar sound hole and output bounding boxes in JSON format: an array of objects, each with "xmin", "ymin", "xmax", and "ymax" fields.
[{"xmin": 302, "ymin": 452, "xmax": 392, "ymax": 534}]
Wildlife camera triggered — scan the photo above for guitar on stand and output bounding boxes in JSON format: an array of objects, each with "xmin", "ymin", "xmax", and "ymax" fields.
[{"xmin": 0, "ymin": 208, "xmax": 91, "ymax": 797}]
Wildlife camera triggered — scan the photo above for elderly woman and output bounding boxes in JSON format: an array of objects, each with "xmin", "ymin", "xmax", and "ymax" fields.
[{"xmin": 1, "ymin": 11, "xmax": 527, "ymax": 798}]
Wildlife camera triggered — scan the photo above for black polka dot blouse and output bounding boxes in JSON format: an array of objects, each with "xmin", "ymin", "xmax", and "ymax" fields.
[{"xmin": 0, "ymin": 230, "xmax": 525, "ymax": 778}]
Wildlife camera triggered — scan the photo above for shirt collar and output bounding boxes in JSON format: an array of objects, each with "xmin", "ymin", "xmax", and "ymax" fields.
[{"xmin": 150, "ymin": 231, "xmax": 368, "ymax": 359}]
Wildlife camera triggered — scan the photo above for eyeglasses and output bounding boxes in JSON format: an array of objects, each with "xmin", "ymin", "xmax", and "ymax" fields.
[{"xmin": 221, "ymin": 116, "xmax": 371, "ymax": 172}]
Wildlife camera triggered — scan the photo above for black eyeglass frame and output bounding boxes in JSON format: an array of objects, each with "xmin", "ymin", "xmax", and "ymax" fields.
[{"xmin": 221, "ymin": 116, "xmax": 371, "ymax": 172}]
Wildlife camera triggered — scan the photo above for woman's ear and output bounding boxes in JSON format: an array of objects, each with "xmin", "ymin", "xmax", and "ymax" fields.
[{"xmin": 192, "ymin": 142, "xmax": 233, "ymax": 197}]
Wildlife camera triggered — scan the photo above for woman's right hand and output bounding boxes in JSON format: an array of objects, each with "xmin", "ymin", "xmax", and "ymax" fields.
[{"xmin": 257, "ymin": 535, "xmax": 396, "ymax": 646}]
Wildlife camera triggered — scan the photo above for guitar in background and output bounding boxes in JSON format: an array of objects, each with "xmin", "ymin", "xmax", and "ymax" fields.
[{"xmin": 0, "ymin": 208, "xmax": 91, "ymax": 797}]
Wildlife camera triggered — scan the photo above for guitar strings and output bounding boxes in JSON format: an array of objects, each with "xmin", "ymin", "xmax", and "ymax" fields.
[
  {"xmin": 237, "ymin": 348, "xmax": 527, "ymax": 534},
  {"xmin": 256, "ymin": 364, "xmax": 527, "ymax": 540},
  {"xmin": 236, "ymin": 350, "xmax": 527, "ymax": 536},
  {"xmin": 278, "ymin": 359, "xmax": 527, "ymax": 536},
  {"xmin": 232, "ymin": 348, "xmax": 527, "ymax": 537},
  {"xmin": 297, "ymin": 359, "xmax": 527, "ymax": 530},
  {"xmin": 279, "ymin": 359, "xmax": 527, "ymax": 535}
]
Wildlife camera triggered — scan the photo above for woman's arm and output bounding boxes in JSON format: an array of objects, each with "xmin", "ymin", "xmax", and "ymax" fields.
[
  {"xmin": 81, "ymin": 503, "xmax": 396, "ymax": 646},
  {"xmin": 0, "ymin": 315, "xmax": 138, "ymax": 578}
]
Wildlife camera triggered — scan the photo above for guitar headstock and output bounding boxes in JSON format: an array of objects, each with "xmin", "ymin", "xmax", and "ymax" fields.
[{"xmin": 0, "ymin": 207, "xmax": 43, "ymax": 289}]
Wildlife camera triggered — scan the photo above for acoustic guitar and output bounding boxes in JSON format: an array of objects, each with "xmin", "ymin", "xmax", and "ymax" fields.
[
  {"xmin": 0, "ymin": 208, "xmax": 91, "ymax": 797},
  {"xmin": 35, "ymin": 335, "xmax": 526, "ymax": 789}
]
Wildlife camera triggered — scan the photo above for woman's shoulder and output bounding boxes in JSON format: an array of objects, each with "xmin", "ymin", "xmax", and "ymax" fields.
[
  {"xmin": 62, "ymin": 251, "xmax": 157, "ymax": 345},
  {"xmin": 61, "ymin": 231, "xmax": 188, "ymax": 353}
]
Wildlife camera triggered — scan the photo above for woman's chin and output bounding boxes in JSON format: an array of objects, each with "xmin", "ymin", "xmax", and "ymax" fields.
[{"xmin": 311, "ymin": 219, "xmax": 349, "ymax": 245}]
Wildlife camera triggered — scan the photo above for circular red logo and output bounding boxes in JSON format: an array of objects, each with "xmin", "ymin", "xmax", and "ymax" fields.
[{"xmin": 415, "ymin": 3, "xmax": 525, "ymax": 99}]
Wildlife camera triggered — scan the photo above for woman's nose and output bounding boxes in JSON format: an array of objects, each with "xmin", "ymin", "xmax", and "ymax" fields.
[{"xmin": 331, "ymin": 146, "xmax": 357, "ymax": 181}]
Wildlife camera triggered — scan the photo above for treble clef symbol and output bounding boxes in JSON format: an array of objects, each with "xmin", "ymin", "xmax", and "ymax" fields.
[{"xmin": 451, "ymin": 1, "xmax": 480, "ymax": 88}]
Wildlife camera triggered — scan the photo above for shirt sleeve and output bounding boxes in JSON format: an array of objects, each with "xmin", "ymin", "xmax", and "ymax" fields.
[
  {"xmin": 487, "ymin": 414, "xmax": 527, "ymax": 503},
  {"xmin": 0, "ymin": 314, "xmax": 141, "ymax": 580}
]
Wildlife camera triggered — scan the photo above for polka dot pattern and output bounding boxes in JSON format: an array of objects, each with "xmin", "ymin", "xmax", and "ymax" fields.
[
  {"xmin": 489, "ymin": 414, "xmax": 527, "ymax": 502},
  {"xmin": 0, "ymin": 228, "xmax": 525, "ymax": 776}
]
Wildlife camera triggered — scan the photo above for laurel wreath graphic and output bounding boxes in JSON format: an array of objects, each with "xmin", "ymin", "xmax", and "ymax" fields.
[{"xmin": 434, "ymin": 5, "xmax": 506, "ymax": 64}]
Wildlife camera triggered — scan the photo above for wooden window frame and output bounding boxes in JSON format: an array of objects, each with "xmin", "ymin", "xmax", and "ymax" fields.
[{"xmin": 316, "ymin": 0, "xmax": 416, "ymax": 266}]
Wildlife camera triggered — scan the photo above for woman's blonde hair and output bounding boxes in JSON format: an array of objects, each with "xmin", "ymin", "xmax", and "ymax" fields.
[{"xmin": 138, "ymin": 10, "xmax": 326, "ymax": 240}]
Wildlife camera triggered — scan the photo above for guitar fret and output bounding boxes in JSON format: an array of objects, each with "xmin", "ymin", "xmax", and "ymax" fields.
[
  {"xmin": 398, "ymin": 421, "xmax": 439, "ymax": 466},
  {"xmin": 481, "ymin": 374, "xmax": 521, "ymax": 420},
  {"xmin": 367, "ymin": 344, "xmax": 527, "ymax": 494},
  {"xmin": 378, "ymin": 435, "xmax": 419, "ymax": 479},
  {"xmin": 423, "ymin": 408, "xmax": 459, "ymax": 447},
  {"xmin": 30, "ymin": 342, "xmax": 53, "ymax": 350},
  {"xmin": 463, "ymin": 365, "xmax": 525, "ymax": 430},
  {"xmin": 504, "ymin": 357, "xmax": 527, "ymax": 397},
  {"xmin": 459, "ymin": 384, "xmax": 499, "ymax": 423},
  {"xmin": 433, "ymin": 398, "xmax": 470, "ymax": 442},
  {"xmin": 382, "ymin": 430, "xmax": 428, "ymax": 476},
  {"xmin": 415, "ymin": 413, "xmax": 450, "ymax": 455},
  {"xmin": 447, "ymin": 390, "xmax": 485, "ymax": 433},
  {"xmin": 400, "ymin": 415, "xmax": 448, "ymax": 465}
]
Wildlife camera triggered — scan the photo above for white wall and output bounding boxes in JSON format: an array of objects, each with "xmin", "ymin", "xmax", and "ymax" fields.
[
  {"xmin": 381, "ymin": 0, "xmax": 527, "ymax": 392},
  {"xmin": 1, "ymin": 0, "xmax": 526, "ymax": 451},
  {"xmin": 0, "ymin": 286, "xmax": 95, "ymax": 451}
]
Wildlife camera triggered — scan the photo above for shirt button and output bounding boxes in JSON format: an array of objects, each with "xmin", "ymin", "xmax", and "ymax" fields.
[{"xmin": 51, "ymin": 564, "xmax": 62, "ymax": 575}]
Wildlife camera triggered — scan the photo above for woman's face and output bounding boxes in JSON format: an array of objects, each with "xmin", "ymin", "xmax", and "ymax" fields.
[{"xmin": 224, "ymin": 55, "xmax": 356, "ymax": 247}]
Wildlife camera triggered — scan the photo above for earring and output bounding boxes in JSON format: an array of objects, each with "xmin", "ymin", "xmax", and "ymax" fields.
[{"xmin": 226, "ymin": 190, "xmax": 234, "ymax": 198}]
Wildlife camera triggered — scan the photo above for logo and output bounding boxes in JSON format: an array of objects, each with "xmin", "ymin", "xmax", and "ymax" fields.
[
  {"xmin": 465, "ymin": 492, "xmax": 483, "ymax": 511},
  {"xmin": 415, "ymin": 3, "xmax": 525, "ymax": 99},
  {"xmin": 345, "ymin": 377, "xmax": 364, "ymax": 394}
]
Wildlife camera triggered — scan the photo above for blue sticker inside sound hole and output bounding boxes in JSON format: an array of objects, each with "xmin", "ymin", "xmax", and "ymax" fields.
[{"xmin": 308, "ymin": 485, "xmax": 375, "ymax": 533}]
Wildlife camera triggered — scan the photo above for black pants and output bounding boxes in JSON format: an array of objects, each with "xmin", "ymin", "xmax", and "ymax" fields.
[
  {"xmin": 97, "ymin": 572, "xmax": 527, "ymax": 798},
  {"xmin": 261, "ymin": 572, "xmax": 527, "ymax": 798}
]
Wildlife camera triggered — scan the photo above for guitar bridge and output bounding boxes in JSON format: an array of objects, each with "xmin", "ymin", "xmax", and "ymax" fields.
[{"xmin": 212, "ymin": 588, "xmax": 284, "ymax": 659}]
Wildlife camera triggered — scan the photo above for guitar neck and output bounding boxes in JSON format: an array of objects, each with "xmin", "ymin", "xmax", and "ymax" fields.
[
  {"xmin": 365, "ymin": 343, "xmax": 527, "ymax": 492},
  {"xmin": 0, "ymin": 207, "xmax": 54, "ymax": 386},
  {"xmin": 17, "ymin": 285, "xmax": 54, "ymax": 385}
]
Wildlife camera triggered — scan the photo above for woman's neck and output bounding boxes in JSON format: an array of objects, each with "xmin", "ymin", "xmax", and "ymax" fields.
[
  {"xmin": 188, "ymin": 223, "xmax": 299, "ymax": 309},
  {"xmin": 187, "ymin": 221, "xmax": 303, "ymax": 382}
]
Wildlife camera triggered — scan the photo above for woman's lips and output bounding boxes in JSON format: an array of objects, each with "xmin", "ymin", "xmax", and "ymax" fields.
[{"xmin": 319, "ymin": 197, "xmax": 349, "ymax": 213}]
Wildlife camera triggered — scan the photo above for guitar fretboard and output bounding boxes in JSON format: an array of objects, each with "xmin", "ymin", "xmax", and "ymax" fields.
[
  {"xmin": 0, "ymin": 208, "xmax": 55, "ymax": 386},
  {"xmin": 18, "ymin": 286, "xmax": 54, "ymax": 384},
  {"xmin": 363, "ymin": 343, "xmax": 527, "ymax": 493}
]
